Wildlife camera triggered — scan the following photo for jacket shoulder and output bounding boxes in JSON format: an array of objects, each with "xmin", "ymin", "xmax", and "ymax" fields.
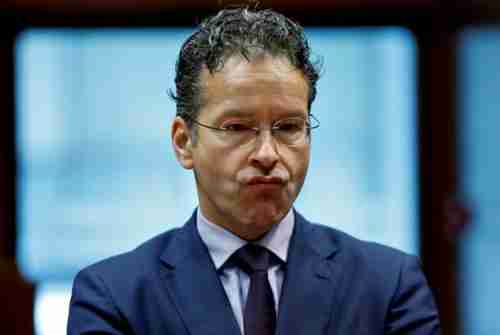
[
  {"xmin": 309, "ymin": 221, "xmax": 414, "ymax": 257},
  {"xmin": 75, "ymin": 225, "xmax": 184, "ymax": 284},
  {"xmin": 68, "ymin": 225, "xmax": 189, "ymax": 334},
  {"xmin": 306, "ymin": 221, "xmax": 418, "ymax": 283}
]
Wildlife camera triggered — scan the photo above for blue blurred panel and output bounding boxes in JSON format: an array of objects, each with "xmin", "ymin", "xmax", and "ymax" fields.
[
  {"xmin": 459, "ymin": 28, "xmax": 500, "ymax": 335},
  {"xmin": 16, "ymin": 29, "xmax": 198, "ymax": 282}
]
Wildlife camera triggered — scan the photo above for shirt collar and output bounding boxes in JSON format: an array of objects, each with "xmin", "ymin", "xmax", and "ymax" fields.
[{"xmin": 197, "ymin": 208, "xmax": 295, "ymax": 270}]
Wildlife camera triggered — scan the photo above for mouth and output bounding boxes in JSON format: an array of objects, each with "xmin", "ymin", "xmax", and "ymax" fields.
[{"xmin": 246, "ymin": 176, "xmax": 284, "ymax": 185}]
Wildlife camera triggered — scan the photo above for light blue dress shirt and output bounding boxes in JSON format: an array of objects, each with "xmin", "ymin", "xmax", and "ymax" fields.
[{"xmin": 197, "ymin": 209, "xmax": 295, "ymax": 335}]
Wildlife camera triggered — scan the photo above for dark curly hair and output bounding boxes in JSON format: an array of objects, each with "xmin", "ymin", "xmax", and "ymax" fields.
[{"xmin": 169, "ymin": 7, "xmax": 321, "ymax": 127}]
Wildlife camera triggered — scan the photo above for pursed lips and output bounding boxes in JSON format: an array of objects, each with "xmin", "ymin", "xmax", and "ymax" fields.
[{"xmin": 246, "ymin": 176, "xmax": 284, "ymax": 185}]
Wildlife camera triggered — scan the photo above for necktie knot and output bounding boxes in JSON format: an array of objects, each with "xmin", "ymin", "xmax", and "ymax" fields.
[{"xmin": 231, "ymin": 244, "xmax": 275, "ymax": 274}]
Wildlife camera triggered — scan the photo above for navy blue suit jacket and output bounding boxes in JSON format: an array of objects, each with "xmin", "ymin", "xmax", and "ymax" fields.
[{"xmin": 68, "ymin": 211, "xmax": 440, "ymax": 334}]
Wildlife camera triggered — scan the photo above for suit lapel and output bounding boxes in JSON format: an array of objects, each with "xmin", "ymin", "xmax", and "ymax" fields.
[
  {"xmin": 159, "ymin": 213, "xmax": 241, "ymax": 335},
  {"xmin": 276, "ymin": 212, "xmax": 343, "ymax": 335}
]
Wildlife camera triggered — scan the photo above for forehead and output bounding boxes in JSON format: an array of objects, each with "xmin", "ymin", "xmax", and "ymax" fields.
[{"xmin": 198, "ymin": 54, "xmax": 309, "ymax": 119}]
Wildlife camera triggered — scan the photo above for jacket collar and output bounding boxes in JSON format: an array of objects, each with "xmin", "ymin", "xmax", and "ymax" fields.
[
  {"xmin": 159, "ymin": 209, "xmax": 340, "ymax": 269},
  {"xmin": 159, "ymin": 209, "xmax": 343, "ymax": 335}
]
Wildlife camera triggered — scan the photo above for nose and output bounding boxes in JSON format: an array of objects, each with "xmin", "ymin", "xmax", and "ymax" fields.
[{"xmin": 249, "ymin": 130, "xmax": 280, "ymax": 171}]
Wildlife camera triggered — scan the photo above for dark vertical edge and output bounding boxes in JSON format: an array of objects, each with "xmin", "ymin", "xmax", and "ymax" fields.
[
  {"xmin": 0, "ymin": 19, "xmax": 17, "ymax": 262},
  {"xmin": 0, "ymin": 20, "xmax": 35, "ymax": 335},
  {"xmin": 416, "ymin": 23, "xmax": 459, "ymax": 335}
]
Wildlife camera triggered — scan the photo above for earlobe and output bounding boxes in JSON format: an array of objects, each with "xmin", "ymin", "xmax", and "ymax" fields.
[{"xmin": 171, "ymin": 116, "xmax": 194, "ymax": 169}]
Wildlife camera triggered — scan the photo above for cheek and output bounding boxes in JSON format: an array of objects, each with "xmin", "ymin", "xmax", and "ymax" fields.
[
  {"xmin": 286, "ymin": 147, "xmax": 310, "ymax": 179},
  {"xmin": 196, "ymin": 146, "xmax": 242, "ymax": 186}
]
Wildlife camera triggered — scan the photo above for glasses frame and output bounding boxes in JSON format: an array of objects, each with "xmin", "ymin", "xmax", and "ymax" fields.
[
  {"xmin": 183, "ymin": 113, "xmax": 320, "ymax": 144},
  {"xmin": 183, "ymin": 113, "xmax": 320, "ymax": 147}
]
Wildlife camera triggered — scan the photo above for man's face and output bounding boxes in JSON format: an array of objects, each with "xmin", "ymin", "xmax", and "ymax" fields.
[{"xmin": 172, "ymin": 54, "xmax": 311, "ymax": 240}]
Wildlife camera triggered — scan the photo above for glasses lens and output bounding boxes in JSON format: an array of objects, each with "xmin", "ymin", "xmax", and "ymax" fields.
[
  {"xmin": 220, "ymin": 120, "xmax": 257, "ymax": 146},
  {"xmin": 273, "ymin": 118, "xmax": 307, "ymax": 145}
]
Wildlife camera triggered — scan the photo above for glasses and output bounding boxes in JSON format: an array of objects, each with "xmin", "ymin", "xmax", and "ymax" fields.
[{"xmin": 186, "ymin": 114, "xmax": 320, "ymax": 147}]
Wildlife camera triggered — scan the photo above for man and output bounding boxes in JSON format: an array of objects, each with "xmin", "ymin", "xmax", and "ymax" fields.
[{"xmin": 68, "ymin": 7, "xmax": 441, "ymax": 335}]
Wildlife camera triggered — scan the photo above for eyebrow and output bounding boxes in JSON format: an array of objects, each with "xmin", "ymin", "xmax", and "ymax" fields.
[
  {"xmin": 216, "ymin": 109, "xmax": 254, "ymax": 119},
  {"xmin": 215, "ymin": 108, "xmax": 308, "ymax": 121}
]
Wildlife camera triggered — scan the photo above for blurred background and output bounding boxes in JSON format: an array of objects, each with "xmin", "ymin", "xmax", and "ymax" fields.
[{"xmin": 0, "ymin": 1, "xmax": 498, "ymax": 334}]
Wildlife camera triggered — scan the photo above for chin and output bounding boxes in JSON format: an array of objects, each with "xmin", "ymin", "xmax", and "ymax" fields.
[{"xmin": 245, "ymin": 203, "xmax": 287, "ymax": 226}]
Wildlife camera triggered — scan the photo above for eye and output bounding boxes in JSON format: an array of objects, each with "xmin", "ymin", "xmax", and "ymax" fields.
[
  {"xmin": 221, "ymin": 121, "xmax": 253, "ymax": 132},
  {"xmin": 275, "ymin": 119, "xmax": 304, "ymax": 132}
]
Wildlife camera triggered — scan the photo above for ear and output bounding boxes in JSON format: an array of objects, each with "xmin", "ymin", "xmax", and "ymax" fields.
[{"xmin": 171, "ymin": 116, "xmax": 194, "ymax": 169}]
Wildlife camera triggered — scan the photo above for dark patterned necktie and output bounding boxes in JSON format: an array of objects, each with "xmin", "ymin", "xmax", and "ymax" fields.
[{"xmin": 232, "ymin": 244, "xmax": 277, "ymax": 335}]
